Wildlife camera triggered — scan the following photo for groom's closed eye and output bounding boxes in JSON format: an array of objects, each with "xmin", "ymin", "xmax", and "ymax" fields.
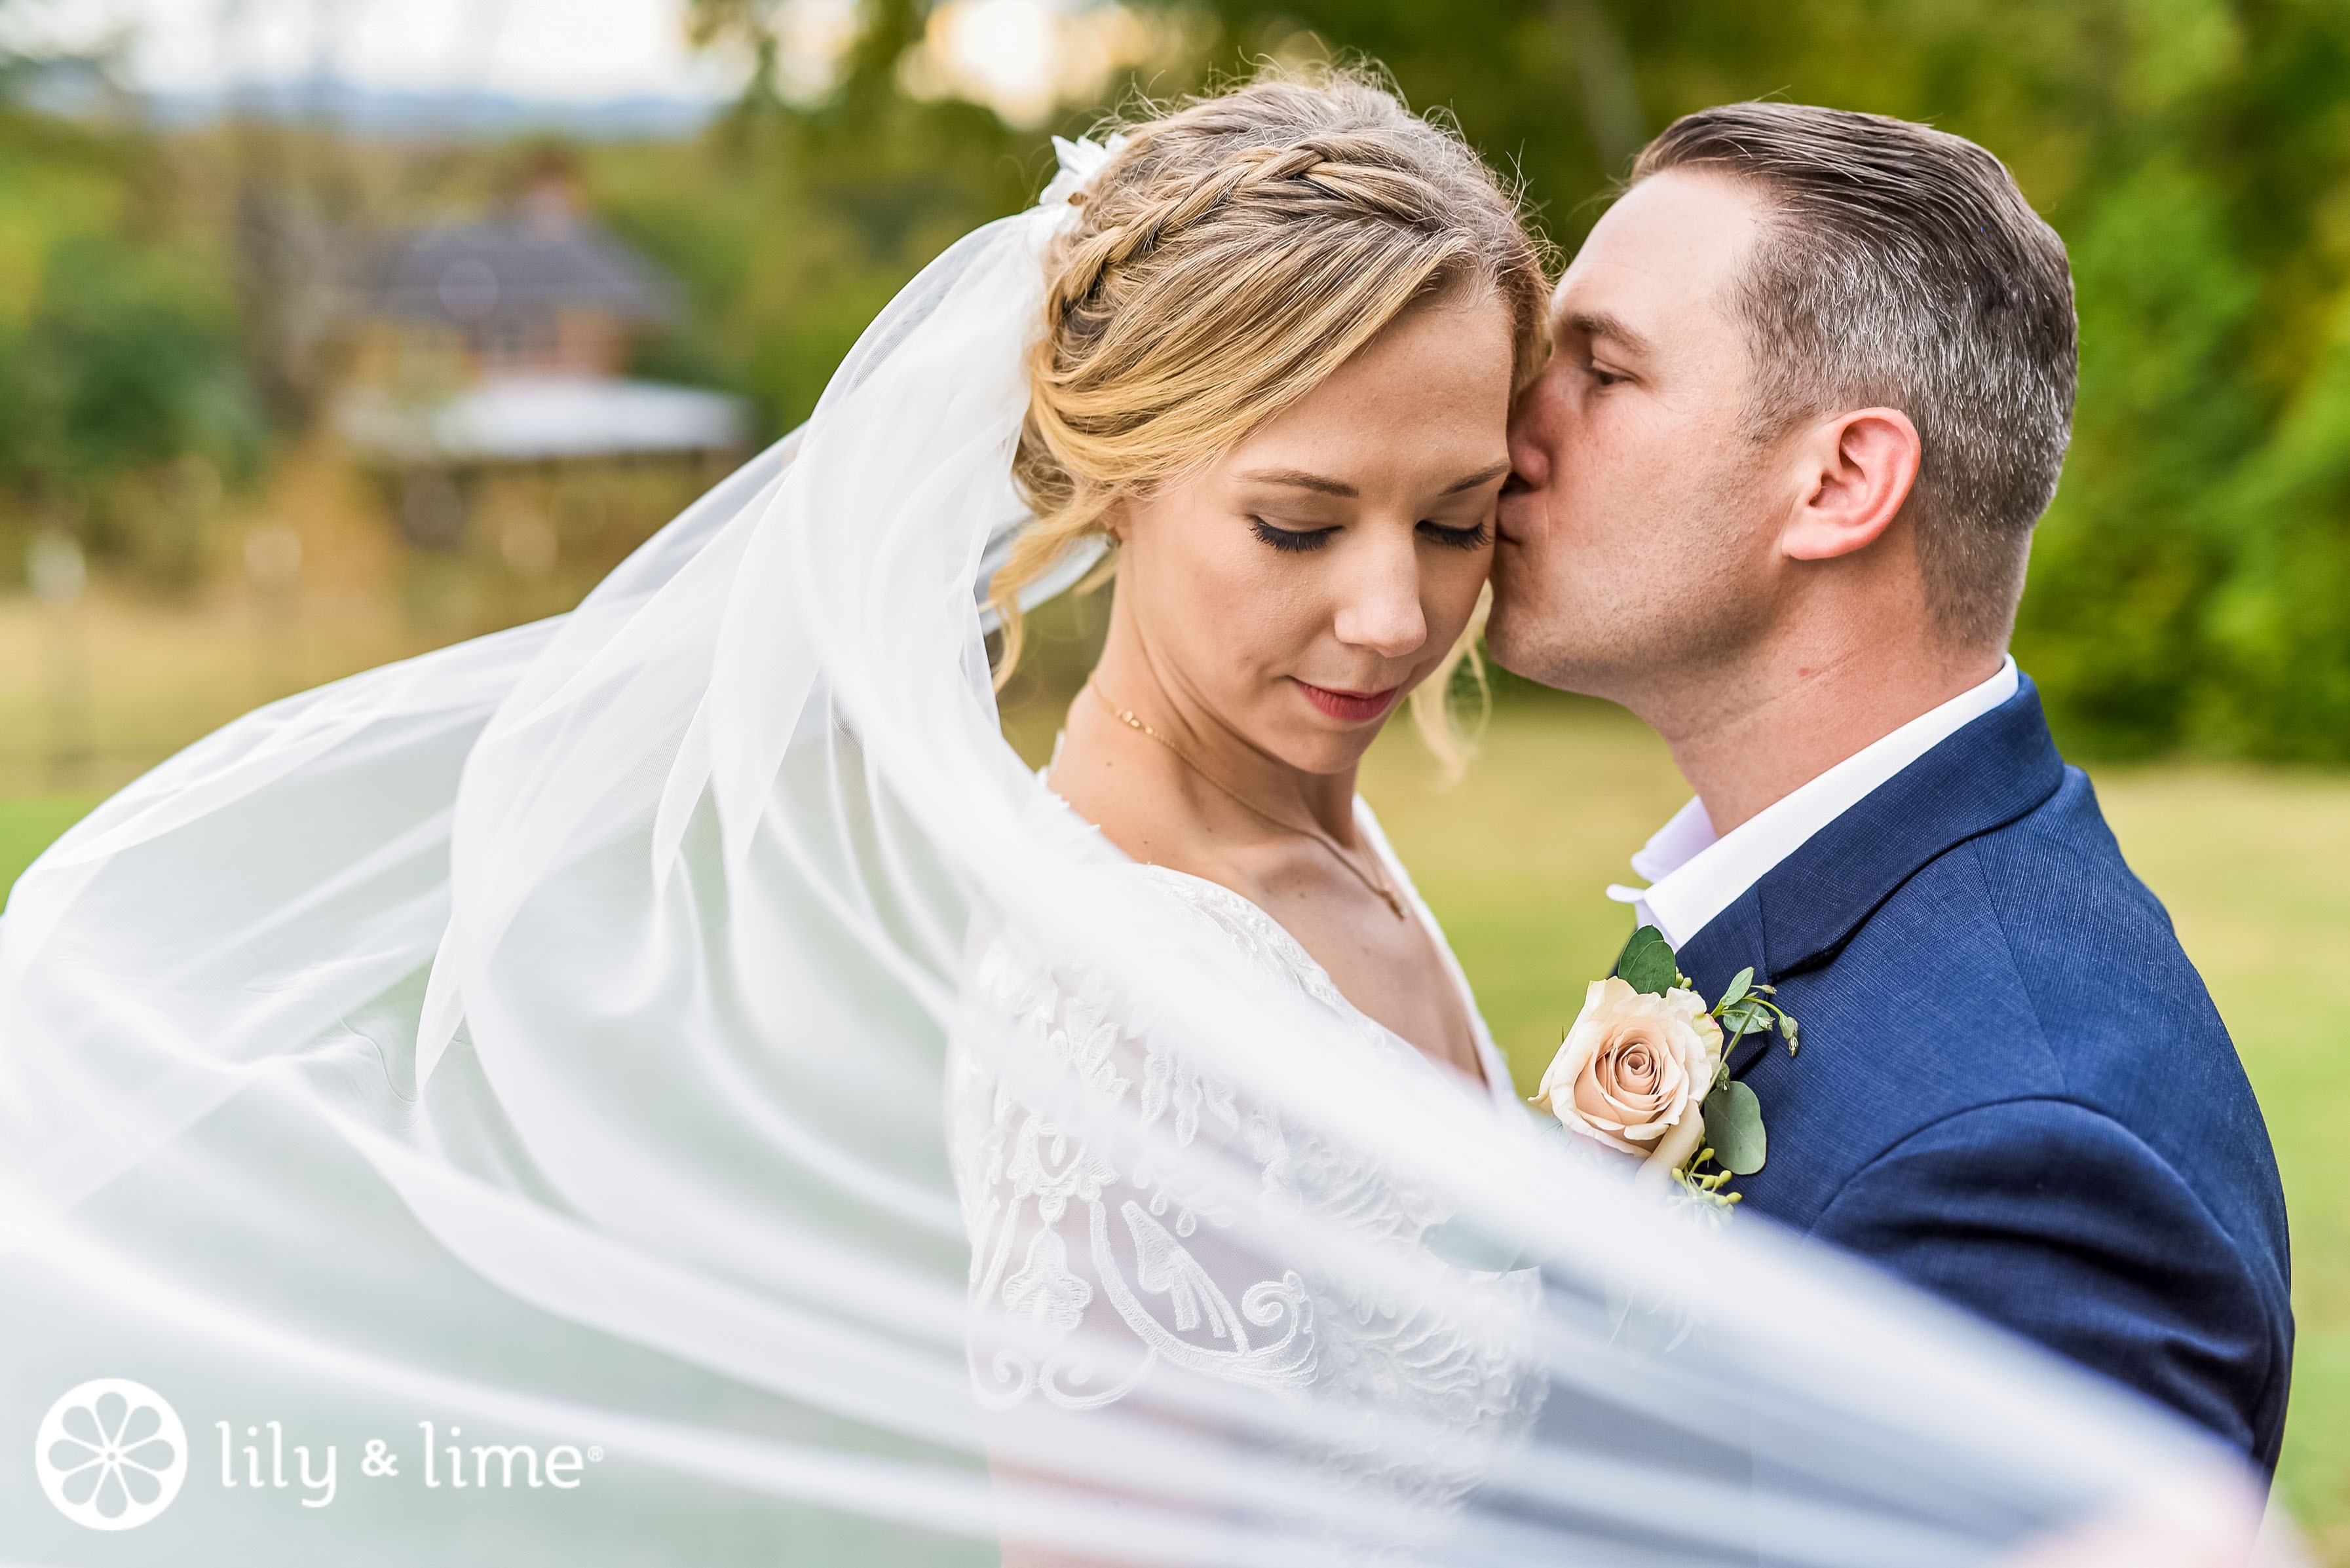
[{"xmin": 1557, "ymin": 310, "xmax": 1648, "ymax": 388}]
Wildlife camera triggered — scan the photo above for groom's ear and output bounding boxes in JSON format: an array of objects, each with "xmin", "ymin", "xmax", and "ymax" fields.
[{"xmin": 1777, "ymin": 408, "xmax": 1922, "ymax": 563}]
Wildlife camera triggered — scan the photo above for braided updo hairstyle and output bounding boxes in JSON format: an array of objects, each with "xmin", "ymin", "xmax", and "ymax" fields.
[{"xmin": 991, "ymin": 69, "xmax": 1551, "ymax": 760}]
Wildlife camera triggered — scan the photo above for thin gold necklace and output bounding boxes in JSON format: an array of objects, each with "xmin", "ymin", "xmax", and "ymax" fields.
[{"xmin": 1088, "ymin": 680, "xmax": 1407, "ymax": 921}]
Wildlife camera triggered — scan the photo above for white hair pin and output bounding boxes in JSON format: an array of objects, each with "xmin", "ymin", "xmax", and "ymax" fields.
[{"xmin": 1038, "ymin": 133, "xmax": 1129, "ymax": 211}]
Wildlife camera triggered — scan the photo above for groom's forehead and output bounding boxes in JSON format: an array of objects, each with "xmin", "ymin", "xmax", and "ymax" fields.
[{"xmin": 1552, "ymin": 170, "xmax": 1763, "ymax": 342}]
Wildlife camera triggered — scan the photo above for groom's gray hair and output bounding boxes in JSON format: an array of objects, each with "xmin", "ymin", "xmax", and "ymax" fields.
[{"xmin": 1633, "ymin": 102, "xmax": 2076, "ymax": 648}]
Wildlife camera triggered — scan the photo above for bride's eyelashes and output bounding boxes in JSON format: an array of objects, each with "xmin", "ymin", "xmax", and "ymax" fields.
[
  {"xmin": 1418, "ymin": 519, "xmax": 1491, "ymax": 551},
  {"xmin": 1249, "ymin": 517, "xmax": 1338, "ymax": 553},
  {"xmin": 1247, "ymin": 517, "xmax": 1492, "ymax": 553}
]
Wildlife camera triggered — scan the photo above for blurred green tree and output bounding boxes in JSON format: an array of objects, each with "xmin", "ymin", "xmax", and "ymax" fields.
[
  {"xmin": 605, "ymin": 0, "xmax": 1055, "ymax": 435},
  {"xmin": 0, "ymin": 36, "xmax": 263, "ymax": 590}
]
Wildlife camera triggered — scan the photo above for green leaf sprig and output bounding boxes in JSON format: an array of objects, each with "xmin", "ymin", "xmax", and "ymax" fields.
[
  {"xmin": 1606, "ymin": 929, "xmax": 1801, "ymax": 1195},
  {"xmin": 1712, "ymin": 965, "xmax": 1799, "ymax": 1058}
]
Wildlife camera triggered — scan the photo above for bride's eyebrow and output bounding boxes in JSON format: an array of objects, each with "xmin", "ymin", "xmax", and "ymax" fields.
[
  {"xmin": 1233, "ymin": 468, "xmax": 1357, "ymax": 496},
  {"xmin": 1234, "ymin": 461, "xmax": 1509, "ymax": 498},
  {"xmin": 1439, "ymin": 461, "xmax": 1511, "ymax": 495}
]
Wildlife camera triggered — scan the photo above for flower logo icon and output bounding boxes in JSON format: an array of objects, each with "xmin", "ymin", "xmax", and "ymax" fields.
[{"xmin": 35, "ymin": 1378, "xmax": 187, "ymax": 1531}]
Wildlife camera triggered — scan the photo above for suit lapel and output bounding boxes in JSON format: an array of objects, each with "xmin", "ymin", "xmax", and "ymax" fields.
[
  {"xmin": 1676, "ymin": 675, "xmax": 2068, "ymax": 1079},
  {"xmin": 1676, "ymin": 889, "xmax": 1764, "ymax": 1006}
]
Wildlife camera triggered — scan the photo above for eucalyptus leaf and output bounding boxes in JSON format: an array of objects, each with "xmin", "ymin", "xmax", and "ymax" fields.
[
  {"xmin": 1614, "ymin": 925, "xmax": 1679, "ymax": 997},
  {"xmin": 1701, "ymin": 1081, "xmax": 1767, "ymax": 1175},
  {"xmin": 1718, "ymin": 967, "xmax": 1754, "ymax": 1011}
]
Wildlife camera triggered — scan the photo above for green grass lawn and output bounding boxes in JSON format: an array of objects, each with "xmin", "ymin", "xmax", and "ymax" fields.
[
  {"xmin": 5, "ymin": 699, "xmax": 2345, "ymax": 1557},
  {"xmin": 0, "ymin": 796, "xmax": 98, "ymax": 892}
]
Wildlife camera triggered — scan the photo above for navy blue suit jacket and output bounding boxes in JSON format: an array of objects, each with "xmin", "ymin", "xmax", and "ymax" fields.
[{"xmin": 1675, "ymin": 675, "xmax": 2292, "ymax": 1473}]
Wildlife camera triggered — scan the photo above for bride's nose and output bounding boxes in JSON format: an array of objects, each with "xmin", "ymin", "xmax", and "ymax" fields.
[{"xmin": 1330, "ymin": 532, "xmax": 1430, "ymax": 659}]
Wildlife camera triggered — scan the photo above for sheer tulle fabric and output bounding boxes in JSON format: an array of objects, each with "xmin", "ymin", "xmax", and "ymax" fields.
[{"xmin": 0, "ymin": 153, "xmax": 2292, "ymax": 1563}]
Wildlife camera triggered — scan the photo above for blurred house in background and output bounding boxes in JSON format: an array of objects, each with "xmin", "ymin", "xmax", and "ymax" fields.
[{"xmin": 334, "ymin": 166, "xmax": 746, "ymax": 551}]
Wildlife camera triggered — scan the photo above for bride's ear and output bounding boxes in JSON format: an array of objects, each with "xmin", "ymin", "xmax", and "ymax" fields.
[{"xmin": 1101, "ymin": 496, "xmax": 1133, "ymax": 546}]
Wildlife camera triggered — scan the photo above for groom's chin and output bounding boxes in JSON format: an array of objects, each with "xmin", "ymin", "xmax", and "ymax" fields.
[
  {"xmin": 1487, "ymin": 611, "xmax": 1639, "ymax": 704},
  {"xmin": 1485, "ymin": 593, "xmax": 1587, "ymax": 696},
  {"xmin": 1488, "ymin": 544, "xmax": 1585, "ymax": 693}
]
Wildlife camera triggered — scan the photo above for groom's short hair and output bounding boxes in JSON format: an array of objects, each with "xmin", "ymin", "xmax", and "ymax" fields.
[{"xmin": 1632, "ymin": 102, "xmax": 2076, "ymax": 648}]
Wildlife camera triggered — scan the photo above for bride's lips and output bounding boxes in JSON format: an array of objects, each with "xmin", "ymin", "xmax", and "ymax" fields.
[{"xmin": 1296, "ymin": 680, "xmax": 1402, "ymax": 723}]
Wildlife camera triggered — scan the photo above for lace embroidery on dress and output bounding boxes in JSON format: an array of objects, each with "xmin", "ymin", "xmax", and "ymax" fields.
[{"xmin": 945, "ymin": 796, "xmax": 1547, "ymax": 1517}]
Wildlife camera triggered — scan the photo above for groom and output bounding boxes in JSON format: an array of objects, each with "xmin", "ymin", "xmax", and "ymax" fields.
[{"xmin": 1490, "ymin": 102, "xmax": 2293, "ymax": 1473}]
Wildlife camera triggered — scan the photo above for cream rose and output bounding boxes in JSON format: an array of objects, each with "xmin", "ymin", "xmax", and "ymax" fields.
[{"xmin": 1532, "ymin": 976, "xmax": 1726, "ymax": 1179}]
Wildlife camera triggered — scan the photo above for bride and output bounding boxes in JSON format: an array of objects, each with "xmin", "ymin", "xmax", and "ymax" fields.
[
  {"xmin": 948, "ymin": 75, "xmax": 1550, "ymax": 1547},
  {"xmin": 0, "ymin": 67, "xmax": 2283, "ymax": 1567}
]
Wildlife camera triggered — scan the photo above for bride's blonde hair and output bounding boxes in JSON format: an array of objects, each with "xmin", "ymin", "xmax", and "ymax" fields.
[{"xmin": 991, "ymin": 67, "xmax": 1551, "ymax": 772}]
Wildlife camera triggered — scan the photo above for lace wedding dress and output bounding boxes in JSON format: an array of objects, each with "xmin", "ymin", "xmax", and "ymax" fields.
[{"xmin": 948, "ymin": 783, "xmax": 1547, "ymax": 1516}]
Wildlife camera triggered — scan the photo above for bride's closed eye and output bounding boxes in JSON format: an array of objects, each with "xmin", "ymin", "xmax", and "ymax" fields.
[
  {"xmin": 1418, "ymin": 519, "xmax": 1490, "ymax": 550},
  {"xmin": 1249, "ymin": 517, "xmax": 1338, "ymax": 553},
  {"xmin": 1248, "ymin": 517, "xmax": 1492, "ymax": 553}
]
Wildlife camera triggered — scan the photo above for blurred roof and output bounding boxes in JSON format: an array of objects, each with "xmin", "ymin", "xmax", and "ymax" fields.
[
  {"xmin": 371, "ymin": 195, "xmax": 677, "ymax": 328},
  {"xmin": 143, "ymin": 83, "xmax": 720, "ymax": 141},
  {"xmin": 339, "ymin": 375, "xmax": 746, "ymax": 464}
]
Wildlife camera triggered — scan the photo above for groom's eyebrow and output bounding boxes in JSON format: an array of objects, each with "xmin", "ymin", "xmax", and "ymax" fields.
[{"xmin": 1564, "ymin": 310, "xmax": 1650, "ymax": 355}]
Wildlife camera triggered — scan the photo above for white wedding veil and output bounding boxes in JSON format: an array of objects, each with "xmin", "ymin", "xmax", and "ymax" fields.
[{"xmin": 0, "ymin": 140, "xmax": 2294, "ymax": 1565}]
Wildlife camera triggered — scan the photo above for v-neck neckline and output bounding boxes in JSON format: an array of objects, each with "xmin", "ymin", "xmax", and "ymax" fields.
[
  {"xmin": 1138, "ymin": 851, "xmax": 1510, "ymax": 1109},
  {"xmin": 1031, "ymin": 749, "xmax": 1516, "ymax": 1110}
]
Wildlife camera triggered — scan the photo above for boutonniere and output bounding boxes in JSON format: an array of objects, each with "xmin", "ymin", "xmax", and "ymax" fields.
[
  {"xmin": 1530, "ymin": 925, "xmax": 1798, "ymax": 1216},
  {"xmin": 1422, "ymin": 925, "xmax": 1802, "ymax": 1274}
]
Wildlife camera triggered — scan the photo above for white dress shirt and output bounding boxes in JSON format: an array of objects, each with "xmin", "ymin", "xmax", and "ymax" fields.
[{"xmin": 1608, "ymin": 656, "xmax": 2021, "ymax": 946}]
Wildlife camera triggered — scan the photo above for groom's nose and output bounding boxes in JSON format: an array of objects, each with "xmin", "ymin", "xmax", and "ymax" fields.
[{"xmin": 1506, "ymin": 381, "xmax": 1557, "ymax": 495}]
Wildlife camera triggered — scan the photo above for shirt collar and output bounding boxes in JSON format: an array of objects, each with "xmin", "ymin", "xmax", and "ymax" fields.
[{"xmin": 1608, "ymin": 655, "xmax": 2020, "ymax": 946}]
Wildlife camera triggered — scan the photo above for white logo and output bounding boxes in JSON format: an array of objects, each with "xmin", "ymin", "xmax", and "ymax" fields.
[{"xmin": 35, "ymin": 1379, "xmax": 188, "ymax": 1531}]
